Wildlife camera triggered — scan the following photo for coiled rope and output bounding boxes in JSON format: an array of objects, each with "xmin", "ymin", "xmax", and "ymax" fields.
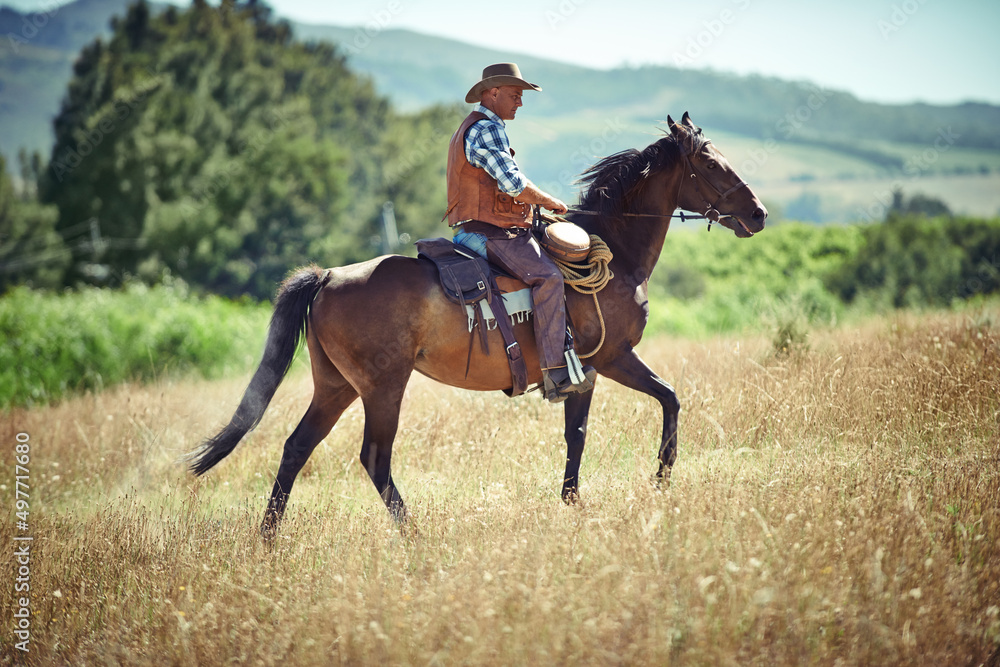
[{"xmin": 552, "ymin": 234, "xmax": 613, "ymax": 359}]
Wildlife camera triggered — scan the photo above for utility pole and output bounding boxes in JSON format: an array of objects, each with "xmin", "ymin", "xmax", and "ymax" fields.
[{"xmin": 380, "ymin": 201, "xmax": 398, "ymax": 255}]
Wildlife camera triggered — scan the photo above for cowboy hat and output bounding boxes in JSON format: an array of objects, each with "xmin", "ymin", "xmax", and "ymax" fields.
[{"xmin": 465, "ymin": 63, "xmax": 542, "ymax": 104}]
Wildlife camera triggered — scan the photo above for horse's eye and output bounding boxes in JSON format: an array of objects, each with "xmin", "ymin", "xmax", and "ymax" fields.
[{"xmin": 707, "ymin": 160, "xmax": 717, "ymax": 169}]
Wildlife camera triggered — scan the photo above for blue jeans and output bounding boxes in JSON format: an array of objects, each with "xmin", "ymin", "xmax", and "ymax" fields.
[{"xmin": 453, "ymin": 231, "xmax": 488, "ymax": 258}]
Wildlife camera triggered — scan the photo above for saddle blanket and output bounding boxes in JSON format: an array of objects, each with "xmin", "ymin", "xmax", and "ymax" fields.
[
  {"xmin": 453, "ymin": 229, "xmax": 534, "ymax": 332},
  {"xmin": 467, "ymin": 289, "xmax": 532, "ymax": 332}
]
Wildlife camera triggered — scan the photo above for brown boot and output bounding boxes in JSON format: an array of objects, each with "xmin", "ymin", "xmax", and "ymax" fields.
[{"xmin": 542, "ymin": 365, "xmax": 597, "ymax": 403}]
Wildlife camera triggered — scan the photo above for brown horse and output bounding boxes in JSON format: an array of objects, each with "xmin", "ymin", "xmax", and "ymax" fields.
[{"xmin": 189, "ymin": 112, "xmax": 767, "ymax": 537}]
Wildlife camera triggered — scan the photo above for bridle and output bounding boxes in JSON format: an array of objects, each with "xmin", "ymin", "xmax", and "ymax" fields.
[
  {"xmin": 566, "ymin": 137, "xmax": 750, "ymax": 232},
  {"xmin": 678, "ymin": 138, "xmax": 749, "ymax": 229}
]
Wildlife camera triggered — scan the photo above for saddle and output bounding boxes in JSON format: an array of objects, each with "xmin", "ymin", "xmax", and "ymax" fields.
[{"xmin": 416, "ymin": 238, "xmax": 529, "ymax": 396}]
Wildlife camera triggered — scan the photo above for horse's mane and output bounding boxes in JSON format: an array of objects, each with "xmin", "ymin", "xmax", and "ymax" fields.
[{"xmin": 577, "ymin": 130, "xmax": 699, "ymax": 223}]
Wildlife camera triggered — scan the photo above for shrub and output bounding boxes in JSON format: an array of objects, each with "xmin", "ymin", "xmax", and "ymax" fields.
[
  {"xmin": 0, "ymin": 281, "xmax": 271, "ymax": 407},
  {"xmin": 828, "ymin": 214, "xmax": 1000, "ymax": 307}
]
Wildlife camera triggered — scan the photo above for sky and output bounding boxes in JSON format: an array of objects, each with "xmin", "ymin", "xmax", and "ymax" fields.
[{"xmin": 6, "ymin": 0, "xmax": 1000, "ymax": 105}]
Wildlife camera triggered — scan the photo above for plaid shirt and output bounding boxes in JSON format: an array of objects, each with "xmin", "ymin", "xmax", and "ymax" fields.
[{"xmin": 464, "ymin": 104, "xmax": 528, "ymax": 196}]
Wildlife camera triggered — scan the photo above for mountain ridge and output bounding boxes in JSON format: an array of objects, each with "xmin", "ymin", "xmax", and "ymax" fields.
[{"xmin": 2, "ymin": 0, "xmax": 998, "ymax": 220}]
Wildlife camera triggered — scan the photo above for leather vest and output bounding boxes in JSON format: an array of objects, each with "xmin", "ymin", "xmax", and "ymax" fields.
[{"xmin": 445, "ymin": 111, "xmax": 532, "ymax": 229}]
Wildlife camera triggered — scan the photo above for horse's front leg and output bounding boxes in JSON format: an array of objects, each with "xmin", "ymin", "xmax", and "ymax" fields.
[
  {"xmin": 599, "ymin": 348, "xmax": 680, "ymax": 483},
  {"xmin": 562, "ymin": 387, "xmax": 595, "ymax": 503}
]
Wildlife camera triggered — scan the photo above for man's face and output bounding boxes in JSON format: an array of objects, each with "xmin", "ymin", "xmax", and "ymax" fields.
[{"xmin": 487, "ymin": 86, "xmax": 524, "ymax": 121}]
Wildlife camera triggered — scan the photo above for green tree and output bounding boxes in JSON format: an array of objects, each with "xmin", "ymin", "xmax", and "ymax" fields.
[
  {"xmin": 888, "ymin": 189, "xmax": 952, "ymax": 218},
  {"xmin": 0, "ymin": 153, "xmax": 65, "ymax": 291},
  {"xmin": 42, "ymin": 0, "xmax": 457, "ymax": 298},
  {"xmin": 827, "ymin": 213, "xmax": 1000, "ymax": 307}
]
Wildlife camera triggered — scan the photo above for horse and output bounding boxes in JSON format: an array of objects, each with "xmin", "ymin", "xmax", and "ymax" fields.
[{"xmin": 188, "ymin": 112, "xmax": 767, "ymax": 538}]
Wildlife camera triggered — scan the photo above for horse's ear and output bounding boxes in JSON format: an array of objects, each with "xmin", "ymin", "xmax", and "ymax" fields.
[
  {"xmin": 681, "ymin": 111, "xmax": 703, "ymax": 136},
  {"xmin": 667, "ymin": 114, "xmax": 682, "ymax": 137}
]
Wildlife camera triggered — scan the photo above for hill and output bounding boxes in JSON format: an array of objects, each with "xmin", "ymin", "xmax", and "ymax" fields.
[
  {"xmin": 294, "ymin": 24, "xmax": 1000, "ymax": 150},
  {"xmin": 2, "ymin": 0, "xmax": 999, "ymax": 221},
  {"xmin": 0, "ymin": 0, "xmax": 145, "ymax": 158},
  {"xmin": 292, "ymin": 25, "xmax": 1000, "ymax": 221}
]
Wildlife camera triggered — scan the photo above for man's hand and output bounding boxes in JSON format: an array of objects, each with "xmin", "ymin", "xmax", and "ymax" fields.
[
  {"xmin": 516, "ymin": 181, "xmax": 568, "ymax": 215},
  {"xmin": 544, "ymin": 195, "xmax": 568, "ymax": 215}
]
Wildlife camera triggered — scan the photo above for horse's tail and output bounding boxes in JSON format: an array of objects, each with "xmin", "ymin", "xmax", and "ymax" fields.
[{"xmin": 188, "ymin": 265, "xmax": 330, "ymax": 476}]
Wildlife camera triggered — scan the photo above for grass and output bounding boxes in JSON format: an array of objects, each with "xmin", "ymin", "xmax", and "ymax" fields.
[{"xmin": 1, "ymin": 308, "xmax": 998, "ymax": 665}]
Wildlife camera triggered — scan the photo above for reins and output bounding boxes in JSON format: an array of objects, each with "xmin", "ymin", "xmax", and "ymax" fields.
[
  {"xmin": 564, "ymin": 138, "xmax": 749, "ymax": 232},
  {"xmin": 543, "ymin": 133, "xmax": 752, "ymax": 359},
  {"xmin": 565, "ymin": 207, "xmax": 722, "ymax": 231}
]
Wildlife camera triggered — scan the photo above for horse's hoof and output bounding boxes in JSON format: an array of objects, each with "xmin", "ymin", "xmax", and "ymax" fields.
[
  {"xmin": 260, "ymin": 519, "xmax": 280, "ymax": 544},
  {"xmin": 394, "ymin": 513, "xmax": 421, "ymax": 539}
]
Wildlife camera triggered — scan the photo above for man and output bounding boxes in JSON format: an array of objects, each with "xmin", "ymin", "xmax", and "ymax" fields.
[{"xmin": 445, "ymin": 63, "xmax": 594, "ymax": 403}]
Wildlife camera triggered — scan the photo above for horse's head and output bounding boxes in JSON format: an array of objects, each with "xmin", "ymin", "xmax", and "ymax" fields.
[{"xmin": 668, "ymin": 112, "xmax": 767, "ymax": 238}]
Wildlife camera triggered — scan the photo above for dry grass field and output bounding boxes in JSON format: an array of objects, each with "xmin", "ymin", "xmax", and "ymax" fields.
[{"xmin": 2, "ymin": 308, "xmax": 999, "ymax": 665}]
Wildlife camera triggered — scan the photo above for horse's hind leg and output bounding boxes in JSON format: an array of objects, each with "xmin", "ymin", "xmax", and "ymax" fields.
[
  {"xmin": 261, "ymin": 339, "xmax": 358, "ymax": 540},
  {"xmin": 358, "ymin": 385, "xmax": 409, "ymax": 524},
  {"xmin": 260, "ymin": 385, "xmax": 357, "ymax": 539}
]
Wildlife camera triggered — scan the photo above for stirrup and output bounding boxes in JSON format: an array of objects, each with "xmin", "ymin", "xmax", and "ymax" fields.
[{"xmin": 542, "ymin": 363, "xmax": 596, "ymax": 403}]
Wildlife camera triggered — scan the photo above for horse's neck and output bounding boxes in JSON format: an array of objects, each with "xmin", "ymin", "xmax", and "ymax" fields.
[{"xmin": 599, "ymin": 170, "xmax": 680, "ymax": 285}]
